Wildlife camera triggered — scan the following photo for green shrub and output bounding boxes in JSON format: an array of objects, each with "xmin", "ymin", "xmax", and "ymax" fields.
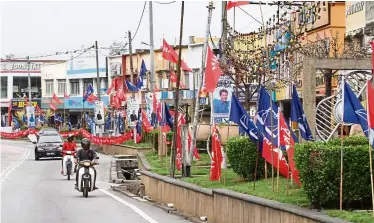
[
  {"xmin": 20, "ymin": 125, "xmax": 28, "ymax": 130},
  {"xmin": 166, "ymin": 131, "xmax": 173, "ymax": 142},
  {"xmin": 148, "ymin": 130, "xmax": 159, "ymax": 151},
  {"xmin": 295, "ymin": 136, "xmax": 372, "ymax": 208},
  {"xmin": 226, "ymin": 136, "xmax": 264, "ymax": 180}
]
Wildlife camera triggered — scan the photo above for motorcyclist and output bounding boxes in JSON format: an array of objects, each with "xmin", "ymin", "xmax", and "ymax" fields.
[
  {"xmin": 74, "ymin": 138, "xmax": 98, "ymax": 190},
  {"xmin": 61, "ymin": 134, "xmax": 77, "ymax": 174}
]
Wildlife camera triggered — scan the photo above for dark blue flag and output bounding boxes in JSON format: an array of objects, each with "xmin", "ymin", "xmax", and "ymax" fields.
[
  {"xmin": 118, "ymin": 114, "xmax": 124, "ymax": 133},
  {"xmin": 83, "ymin": 84, "xmax": 94, "ymax": 102},
  {"xmin": 55, "ymin": 114, "xmax": 63, "ymax": 123},
  {"xmin": 126, "ymin": 80, "xmax": 139, "ymax": 92},
  {"xmin": 229, "ymin": 95, "xmax": 259, "ymax": 143},
  {"xmin": 68, "ymin": 117, "xmax": 72, "ymax": 131},
  {"xmin": 343, "ymin": 81, "xmax": 368, "ymax": 137},
  {"xmin": 12, "ymin": 115, "xmax": 20, "ymax": 128},
  {"xmin": 161, "ymin": 103, "xmax": 174, "ymax": 129},
  {"xmin": 1, "ymin": 117, "xmax": 5, "ymax": 127},
  {"xmin": 85, "ymin": 113, "xmax": 94, "ymax": 128},
  {"xmin": 256, "ymin": 86, "xmax": 279, "ymax": 148},
  {"xmin": 136, "ymin": 60, "xmax": 147, "ymax": 89},
  {"xmin": 105, "ymin": 112, "xmax": 111, "ymax": 131},
  {"xmin": 291, "ymin": 84, "xmax": 313, "ymax": 141},
  {"xmin": 136, "ymin": 109, "xmax": 142, "ymax": 136}
]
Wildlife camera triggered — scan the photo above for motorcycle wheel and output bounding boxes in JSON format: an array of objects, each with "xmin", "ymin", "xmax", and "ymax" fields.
[{"xmin": 83, "ymin": 187, "xmax": 88, "ymax": 198}]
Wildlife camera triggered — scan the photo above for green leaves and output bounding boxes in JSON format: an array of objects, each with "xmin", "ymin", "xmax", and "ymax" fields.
[
  {"xmin": 294, "ymin": 136, "xmax": 372, "ymax": 208},
  {"xmin": 226, "ymin": 136, "xmax": 264, "ymax": 180}
]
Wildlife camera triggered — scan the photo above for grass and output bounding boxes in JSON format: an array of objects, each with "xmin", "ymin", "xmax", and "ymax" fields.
[
  {"xmin": 122, "ymin": 141, "xmax": 152, "ymax": 148},
  {"xmin": 144, "ymin": 151, "xmax": 374, "ymax": 223}
]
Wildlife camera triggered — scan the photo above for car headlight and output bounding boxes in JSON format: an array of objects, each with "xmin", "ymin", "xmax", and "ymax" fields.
[{"xmin": 37, "ymin": 148, "xmax": 45, "ymax": 152}]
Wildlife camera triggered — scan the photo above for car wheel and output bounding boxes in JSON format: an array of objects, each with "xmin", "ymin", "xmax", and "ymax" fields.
[{"xmin": 35, "ymin": 152, "xmax": 40, "ymax": 161}]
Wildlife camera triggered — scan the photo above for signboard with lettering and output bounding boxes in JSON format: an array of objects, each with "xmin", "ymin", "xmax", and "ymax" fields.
[
  {"xmin": 1, "ymin": 62, "xmax": 41, "ymax": 73},
  {"xmin": 67, "ymin": 50, "xmax": 107, "ymax": 78},
  {"xmin": 63, "ymin": 96, "xmax": 109, "ymax": 109},
  {"xmin": 11, "ymin": 99, "xmax": 41, "ymax": 110},
  {"xmin": 346, "ymin": 2, "xmax": 364, "ymax": 16}
]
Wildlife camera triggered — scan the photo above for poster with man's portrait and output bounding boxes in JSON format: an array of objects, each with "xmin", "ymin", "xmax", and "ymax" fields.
[
  {"xmin": 126, "ymin": 97, "xmax": 140, "ymax": 127},
  {"xmin": 212, "ymin": 76, "xmax": 233, "ymax": 124},
  {"xmin": 26, "ymin": 106, "xmax": 36, "ymax": 128}
]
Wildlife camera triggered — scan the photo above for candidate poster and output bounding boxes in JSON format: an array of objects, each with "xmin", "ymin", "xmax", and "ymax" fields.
[
  {"xmin": 126, "ymin": 97, "xmax": 140, "ymax": 127},
  {"xmin": 26, "ymin": 106, "xmax": 36, "ymax": 128},
  {"xmin": 94, "ymin": 101, "xmax": 105, "ymax": 125},
  {"xmin": 211, "ymin": 76, "xmax": 233, "ymax": 124}
]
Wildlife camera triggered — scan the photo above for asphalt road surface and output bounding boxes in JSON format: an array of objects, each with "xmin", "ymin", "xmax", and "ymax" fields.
[{"xmin": 0, "ymin": 139, "xmax": 191, "ymax": 223}]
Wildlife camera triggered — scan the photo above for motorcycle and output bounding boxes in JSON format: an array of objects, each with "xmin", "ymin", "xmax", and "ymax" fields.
[
  {"xmin": 76, "ymin": 157, "xmax": 99, "ymax": 198},
  {"xmin": 62, "ymin": 151, "xmax": 75, "ymax": 180}
]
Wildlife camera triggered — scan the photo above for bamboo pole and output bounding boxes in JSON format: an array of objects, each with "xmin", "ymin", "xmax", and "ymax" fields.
[
  {"xmin": 339, "ymin": 123, "xmax": 344, "ymax": 210},
  {"xmin": 224, "ymin": 124, "xmax": 229, "ymax": 185},
  {"xmin": 277, "ymin": 108, "xmax": 280, "ymax": 194},
  {"xmin": 366, "ymin": 80, "xmax": 374, "ymax": 217}
]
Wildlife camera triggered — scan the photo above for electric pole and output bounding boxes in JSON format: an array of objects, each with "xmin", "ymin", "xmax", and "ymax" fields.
[
  {"xmin": 95, "ymin": 41, "xmax": 101, "ymax": 100},
  {"xmin": 27, "ymin": 56, "xmax": 31, "ymax": 100},
  {"xmin": 188, "ymin": 2, "xmax": 215, "ymax": 177},
  {"xmin": 128, "ymin": 30, "xmax": 135, "ymax": 98},
  {"xmin": 149, "ymin": 1, "xmax": 155, "ymax": 91},
  {"xmin": 170, "ymin": 1, "xmax": 185, "ymax": 178}
]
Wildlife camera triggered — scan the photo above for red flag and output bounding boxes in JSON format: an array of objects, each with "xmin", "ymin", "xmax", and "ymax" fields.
[
  {"xmin": 49, "ymin": 102, "xmax": 58, "ymax": 111},
  {"xmin": 188, "ymin": 132, "xmax": 200, "ymax": 160},
  {"xmin": 205, "ymin": 46, "xmax": 222, "ymax": 93},
  {"xmin": 52, "ymin": 93, "xmax": 62, "ymax": 104},
  {"xmin": 141, "ymin": 110, "xmax": 153, "ymax": 133},
  {"xmin": 35, "ymin": 104, "xmax": 42, "ymax": 114},
  {"xmin": 367, "ymin": 80, "xmax": 374, "ymax": 128},
  {"xmin": 64, "ymin": 92, "xmax": 70, "ymax": 99},
  {"xmin": 107, "ymin": 78, "xmax": 116, "ymax": 94},
  {"xmin": 226, "ymin": 1, "xmax": 250, "ymax": 10},
  {"xmin": 179, "ymin": 81, "xmax": 186, "ymax": 89},
  {"xmin": 210, "ymin": 124, "xmax": 223, "ymax": 181},
  {"xmin": 170, "ymin": 70, "xmax": 177, "ymax": 83},
  {"xmin": 87, "ymin": 94, "xmax": 99, "ymax": 103},
  {"xmin": 116, "ymin": 78, "xmax": 125, "ymax": 100},
  {"xmin": 262, "ymin": 138, "xmax": 289, "ymax": 178},
  {"xmin": 162, "ymin": 39, "xmax": 192, "ymax": 72},
  {"xmin": 25, "ymin": 96, "xmax": 30, "ymax": 107},
  {"xmin": 154, "ymin": 84, "xmax": 159, "ymax": 92},
  {"xmin": 279, "ymin": 111, "xmax": 301, "ymax": 185}
]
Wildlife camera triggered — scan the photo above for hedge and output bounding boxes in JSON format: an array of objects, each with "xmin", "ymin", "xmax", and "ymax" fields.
[
  {"xmin": 295, "ymin": 136, "xmax": 372, "ymax": 208},
  {"xmin": 226, "ymin": 136, "xmax": 264, "ymax": 180}
]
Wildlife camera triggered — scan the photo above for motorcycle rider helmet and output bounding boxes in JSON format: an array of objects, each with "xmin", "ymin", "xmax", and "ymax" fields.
[
  {"xmin": 67, "ymin": 134, "xmax": 74, "ymax": 141},
  {"xmin": 81, "ymin": 138, "xmax": 91, "ymax": 150}
]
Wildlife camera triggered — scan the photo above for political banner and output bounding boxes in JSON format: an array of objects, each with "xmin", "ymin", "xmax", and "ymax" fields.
[
  {"xmin": 211, "ymin": 76, "xmax": 233, "ymax": 124},
  {"xmin": 26, "ymin": 106, "xmax": 36, "ymax": 128},
  {"xmin": 94, "ymin": 101, "xmax": 105, "ymax": 125},
  {"xmin": 126, "ymin": 97, "xmax": 140, "ymax": 127}
]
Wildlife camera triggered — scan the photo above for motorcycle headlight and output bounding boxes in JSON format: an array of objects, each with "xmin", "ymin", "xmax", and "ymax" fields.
[{"xmin": 83, "ymin": 162, "xmax": 91, "ymax": 167}]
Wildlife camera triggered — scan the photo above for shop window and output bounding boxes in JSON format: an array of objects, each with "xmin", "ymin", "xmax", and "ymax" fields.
[
  {"xmin": 83, "ymin": 78, "xmax": 93, "ymax": 91},
  {"xmin": 1, "ymin": 77, "xmax": 7, "ymax": 99}
]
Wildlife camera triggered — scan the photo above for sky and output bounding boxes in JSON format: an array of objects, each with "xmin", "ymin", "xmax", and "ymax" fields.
[{"xmin": 0, "ymin": 1, "xmax": 277, "ymax": 59}]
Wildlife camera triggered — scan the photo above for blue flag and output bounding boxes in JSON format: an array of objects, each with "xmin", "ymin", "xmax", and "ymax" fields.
[
  {"xmin": 256, "ymin": 86, "xmax": 280, "ymax": 148},
  {"xmin": 85, "ymin": 113, "xmax": 94, "ymax": 129},
  {"xmin": 343, "ymin": 81, "xmax": 368, "ymax": 137},
  {"xmin": 68, "ymin": 117, "xmax": 72, "ymax": 131},
  {"xmin": 291, "ymin": 85, "xmax": 313, "ymax": 141},
  {"xmin": 105, "ymin": 112, "xmax": 111, "ymax": 131},
  {"xmin": 126, "ymin": 80, "xmax": 139, "ymax": 92},
  {"xmin": 118, "ymin": 114, "xmax": 124, "ymax": 133},
  {"xmin": 161, "ymin": 103, "xmax": 174, "ymax": 129},
  {"xmin": 55, "ymin": 114, "xmax": 63, "ymax": 123},
  {"xmin": 1, "ymin": 117, "xmax": 5, "ymax": 127},
  {"xmin": 136, "ymin": 109, "xmax": 142, "ymax": 136},
  {"xmin": 136, "ymin": 60, "xmax": 147, "ymax": 89},
  {"xmin": 229, "ymin": 95, "xmax": 259, "ymax": 143},
  {"xmin": 83, "ymin": 84, "xmax": 94, "ymax": 102},
  {"xmin": 12, "ymin": 115, "xmax": 20, "ymax": 128}
]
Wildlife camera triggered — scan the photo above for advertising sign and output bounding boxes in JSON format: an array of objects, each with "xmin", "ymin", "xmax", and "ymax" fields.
[
  {"xmin": 126, "ymin": 97, "xmax": 140, "ymax": 127},
  {"xmin": 11, "ymin": 99, "xmax": 40, "ymax": 110},
  {"xmin": 67, "ymin": 50, "xmax": 107, "ymax": 78},
  {"xmin": 26, "ymin": 106, "xmax": 36, "ymax": 128},
  {"xmin": 94, "ymin": 101, "xmax": 105, "ymax": 125},
  {"xmin": 212, "ymin": 76, "xmax": 233, "ymax": 124},
  {"xmin": 62, "ymin": 96, "xmax": 109, "ymax": 109}
]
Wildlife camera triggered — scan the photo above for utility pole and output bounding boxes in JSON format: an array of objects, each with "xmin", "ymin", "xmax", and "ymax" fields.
[
  {"xmin": 170, "ymin": 1, "xmax": 185, "ymax": 178},
  {"xmin": 95, "ymin": 41, "xmax": 101, "ymax": 100},
  {"xmin": 128, "ymin": 30, "xmax": 135, "ymax": 98},
  {"xmin": 27, "ymin": 56, "xmax": 31, "ymax": 100},
  {"xmin": 188, "ymin": 2, "xmax": 215, "ymax": 177},
  {"xmin": 221, "ymin": 1, "xmax": 228, "ymax": 60},
  {"xmin": 149, "ymin": 1, "xmax": 155, "ymax": 91}
]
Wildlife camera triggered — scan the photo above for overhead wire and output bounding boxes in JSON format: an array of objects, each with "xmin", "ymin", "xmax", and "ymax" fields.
[
  {"xmin": 155, "ymin": 1, "xmax": 176, "ymax": 5},
  {"xmin": 41, "ymin": 46, "xmax": 95, "ymax": 66},
  {"xmin": 131, "ymin": 1, "xmax": 147, "ymax": 43}
]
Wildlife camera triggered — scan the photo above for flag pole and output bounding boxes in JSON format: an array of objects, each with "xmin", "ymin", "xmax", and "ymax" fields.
[
  {"xmin": 277, "ymin": 107, "xmax": 280, "ymax": 194},
  {"xmin": 270, "ymin": 88, "xmax": 275, "ymax": 192},
  {"xmin": 366, "ymin": 79, "xmax": 374, "ymax": 217},
  {"xmin": 224, "ymin": 122, "xmax": 229, "ymax": 185},
  {"xmin": 339, "ymin": 75, "xmax": 345, "ymax": 210},
  {"xmin": 253, "ymin": 127, "xmax": 260, "ymax": 190}
]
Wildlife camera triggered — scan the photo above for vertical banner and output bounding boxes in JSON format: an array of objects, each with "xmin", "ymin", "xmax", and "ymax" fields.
[
  {"xmin": 126, "ymin": 97, "xmax": 140, "ymax": 127},
  {"xmin": 26, "ymin": 106, "xmax": 36, "ymax": 128},
  {"xmin": 94, "ymin": 101, "xmax": 105, "ymax": 125},
  {"xmin": 212, "ymin": 76, "xmax": 233, "ymax": 124}
]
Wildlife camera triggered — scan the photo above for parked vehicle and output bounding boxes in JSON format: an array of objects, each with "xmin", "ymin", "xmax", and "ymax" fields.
[{"xmin": 33, "ymin": 134, "xmax": 63, "ymax": 160}]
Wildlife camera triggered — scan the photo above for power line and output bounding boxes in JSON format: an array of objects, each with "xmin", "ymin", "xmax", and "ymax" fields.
[
  {"xmin": 41, "ymin": 46, "xmax": 95, "ymax": 66},
  {"xmin": 8, "ymin": 46, "xmax": 94, "ymax": 60},
  {"xmin": 155, "ymin": 1, "xmax": 175, "ymax": 5},
  {"xmin": 131, "ymin": 1, "xmax": 147, "ymax": 42},
  {"xmin": 237, "ymin": 6, "xmax": 263, "ymax": 25}
]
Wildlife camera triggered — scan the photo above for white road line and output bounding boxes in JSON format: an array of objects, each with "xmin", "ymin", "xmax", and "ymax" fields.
[
  {"xmin": 0, "ymin": 149, "xmax": 30, "ymax": 183},
  {"xmin": 99, "ymin": 189, "xmax": 159, "ymax": 223}
]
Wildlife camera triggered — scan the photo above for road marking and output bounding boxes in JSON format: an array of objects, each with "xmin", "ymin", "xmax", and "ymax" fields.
[
  {"xmin": 0, "ymin": 148, "xmax": 30, "ymax": 183},
  {"xmin": 99, "ymin": 189, "xmax": 159, "ymax": 223}
]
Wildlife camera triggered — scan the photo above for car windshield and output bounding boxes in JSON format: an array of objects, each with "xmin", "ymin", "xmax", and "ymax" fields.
[{"xmin": 38, "ymin": 135, "xmax": 62, "ymax": 143}]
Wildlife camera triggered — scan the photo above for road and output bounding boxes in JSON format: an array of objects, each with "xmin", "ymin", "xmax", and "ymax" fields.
[{"xmin": 0, "ymin": 139, "xmax": 191, "ymax": 223}]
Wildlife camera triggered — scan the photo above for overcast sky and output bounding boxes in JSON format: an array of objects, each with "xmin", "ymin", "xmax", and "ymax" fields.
[{"xmin": 0, "ymin": 1, "xmax": 277, "ymax": 59}]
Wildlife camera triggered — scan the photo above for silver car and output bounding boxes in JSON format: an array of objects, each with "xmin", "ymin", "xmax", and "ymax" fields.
[{"xmin": 33, "ymin": 133, "xmax": 63, "ymax": 160}]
